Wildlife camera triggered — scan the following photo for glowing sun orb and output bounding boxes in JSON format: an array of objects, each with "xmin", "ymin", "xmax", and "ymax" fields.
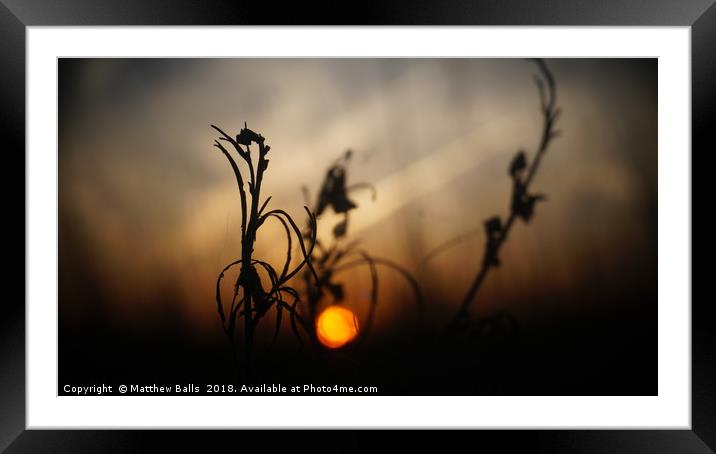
[{"xmin": 316, "ymin": 306, "xmax": 359, "ymax": 349}]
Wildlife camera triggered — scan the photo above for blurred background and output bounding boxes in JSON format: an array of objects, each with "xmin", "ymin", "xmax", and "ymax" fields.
[{"xmin": 59, "ymin": 58, "xmax": 657, "ymax": 395}]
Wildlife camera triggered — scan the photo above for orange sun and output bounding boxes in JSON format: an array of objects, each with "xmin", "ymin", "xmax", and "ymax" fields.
[{"xmin": 316, "ymin": 305, "xmax": 359, "ymax": 349}]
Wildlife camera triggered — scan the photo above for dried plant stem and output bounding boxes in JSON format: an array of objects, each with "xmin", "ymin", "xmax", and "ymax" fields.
[
  {"xmin": 300, "ymin": 153, "xmax": 422, "ymax": 346},
  {"xmin": 211, "ymin": 123, "xmax": 318, "ymax": 381},
  {"xmin": 449, "ymin": 59, "xmax": 560, "ymax": 327}
]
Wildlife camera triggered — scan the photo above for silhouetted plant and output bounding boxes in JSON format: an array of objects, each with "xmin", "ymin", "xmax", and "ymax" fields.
[
  {"xmin": 301, "ymin": 150, "xmax": 424, "ymax": 345},
  {"xmin": 439, "ymin": 59, "xmax": 561, "ymax": 336},
  {"xmin": 211, "ymin": 123, "xmax": 319, "ymax": 380}
]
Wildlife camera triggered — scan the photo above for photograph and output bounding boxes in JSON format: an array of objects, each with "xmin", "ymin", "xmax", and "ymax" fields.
[{"xmin": 58, "ymin": 57, "xmax": 657, "ymax": 396}]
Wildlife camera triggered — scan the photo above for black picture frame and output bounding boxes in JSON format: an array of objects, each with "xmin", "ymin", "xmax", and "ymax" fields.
[{"xmin": 2, "ymin": 1, "xmax": 711, "ymax": 451}]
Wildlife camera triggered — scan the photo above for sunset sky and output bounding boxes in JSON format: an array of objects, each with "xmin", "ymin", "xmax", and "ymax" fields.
[{"xmin": 59, "ymin": 58, "xmax": 657, "ymax": 341}]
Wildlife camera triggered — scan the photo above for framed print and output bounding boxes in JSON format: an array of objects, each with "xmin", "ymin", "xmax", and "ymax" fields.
[{"xmin": 2, "ymin": 0, "xmax": 712, "ymax": 451}]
